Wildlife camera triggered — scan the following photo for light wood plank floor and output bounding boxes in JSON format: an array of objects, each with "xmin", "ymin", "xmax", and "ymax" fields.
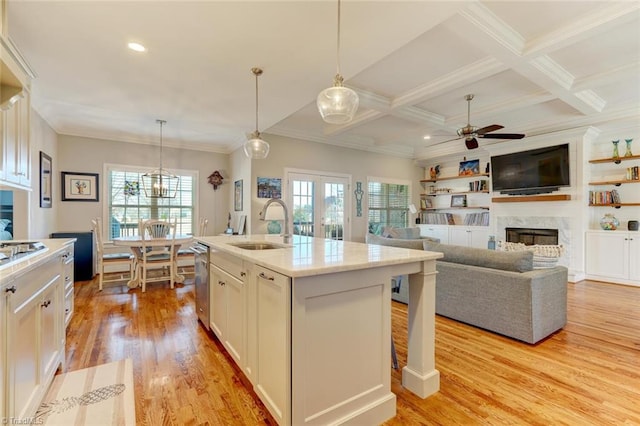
[{"xmin": 64, "ymin": 275, "xmax": 639, "ymax": 425}]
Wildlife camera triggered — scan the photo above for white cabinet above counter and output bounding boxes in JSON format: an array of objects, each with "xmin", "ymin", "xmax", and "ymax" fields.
[{"xmin": 196, "ymin": 234, "xmax": 443, "ymax": 426}]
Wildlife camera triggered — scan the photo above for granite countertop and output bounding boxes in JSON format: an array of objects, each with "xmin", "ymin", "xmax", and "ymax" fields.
[
  {"xmin": 195, "ymin": 234, "xmax": 442, "ymax": 278},
  {"xmin": 0, "ymin": 238, "xmax": 76, "ymax": 286}
]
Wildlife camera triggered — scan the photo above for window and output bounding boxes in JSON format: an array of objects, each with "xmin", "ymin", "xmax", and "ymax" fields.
[
  {"xmin": 368, "ymin": 179, "xmax": 410, "ymax": 235},
  {"xmin": 105, "ymin": 164, "xmax": 197, "ymax": 239}
]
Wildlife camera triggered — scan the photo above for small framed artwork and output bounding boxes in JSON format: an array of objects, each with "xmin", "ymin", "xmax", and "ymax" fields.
[
  {"xmin": 234, "ymin": 179, "xmax": 243, "ymax": 211},
  {"xmin": 61, "ymin": 171, "xmax": 99, "ymax": 202},
  {"xmin": 257, "ymin": 177, "xmax": 282, "ymax": 198},
  {"xmin": 450, "ymin": 194, "xmax": 467, "ymax": 207},
  {"xmin": 459, "ymin": 159, "xmax": 480, "ymax": 176},
  {"xmin": 39, "ymin": 151, "xmax": 52, "ymax": 208}
]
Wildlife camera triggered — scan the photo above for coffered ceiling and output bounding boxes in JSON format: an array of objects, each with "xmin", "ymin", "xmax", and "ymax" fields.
[{"xmin": 6, "ymin": 1, "xmax": 640, "ymax": 160}]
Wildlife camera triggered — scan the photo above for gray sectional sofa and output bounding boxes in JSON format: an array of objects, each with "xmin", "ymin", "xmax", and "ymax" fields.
[{"xmin": 366, "ymin": 230, "xmax": 568, "ymax": 344}]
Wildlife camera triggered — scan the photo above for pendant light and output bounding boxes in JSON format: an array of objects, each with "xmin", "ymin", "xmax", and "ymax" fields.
[
  {"xmin": 243, "ymin": 67, "xmax": 270, "ymax": 159},
  {"xmin": 142, "ymin": 119, "xmax": 180, "ymax": 198},
  {"xmin": 316, "ymin": 0, "xmax": 359, "ymax": 124}
]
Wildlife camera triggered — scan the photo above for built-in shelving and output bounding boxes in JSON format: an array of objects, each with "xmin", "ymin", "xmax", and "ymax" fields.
[
  {"xmin": 588, "ymin": 180, "xmax": 640, "ymax": 186},
  {"xmin": 588, "ymin": 154, "xmax": 640, "ymax": 164},
  {"xmin": 420, "ymin": 173, "xmax": 489, "ymax": 183},
  {"xmin": 492, "ymin": 194, "xmax": 572, "ymax": 203}
]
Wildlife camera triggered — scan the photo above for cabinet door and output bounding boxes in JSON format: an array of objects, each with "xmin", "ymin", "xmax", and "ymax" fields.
[
  {"xmin": 219, "ymin": 266, "xmax": 244, "ymax": 366},
  {"xmin": 418, "ymin": 225, "xmax": 449, "ymax": 244},
  {"xmin": 63, "ymin": 255, "xmax": 74, "ymax": 328},
  {"xmin": 449, "ymin": 227, "xmax": 471, "ymax": 246},
  {"xmin": 586, "ymin": 232, "xmax": 628, "ymax": 279},
  {"xmin": 468, "ymin": 227, "xmax": 489, "ymax": 249},
  {"xmin": 3, "ymin": 103, "xmax": 18, "ymax": 184},
  {"xmin": 7, "ymin": 283, "xmax": 41, "ymax": 419},
  {"xmin": 39, "ymin": 276, "xmax": 61, "ymax": 385},
  {"xmin": 628, "ymin": 235, "xmax": 640, "ymax": 282},
  {"xmin": 16, "ymin": 94, "xmax": 31, "ymax": 187},
  {"xmin": 209, "ymin": 265, "xmax": 227, "ymax": 340},
  {"xmin": 255, "ymin": 265, "xmax": 291, "ymax": 426}
]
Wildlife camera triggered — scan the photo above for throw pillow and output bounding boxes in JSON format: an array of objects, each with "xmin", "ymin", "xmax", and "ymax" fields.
[
  {"xmin": 381, "ymin": 226, "xmax": 421, "ymax": 239},
  {"xmin": 423, "ymin": 241, "xmax": 533, "ymax": 273},
  {"xmin": 497, "ymin": 241, "xmax": 564, "ymax": 269},
  {"xmin": 366, "ymin": 233, "xmax": 426, "ymax": 250}
]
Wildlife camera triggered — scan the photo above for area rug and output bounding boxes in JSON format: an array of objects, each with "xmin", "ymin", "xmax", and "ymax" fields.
[{"xmin": 35, "ymin": 358, "xmax": 135, "ymax": 425}]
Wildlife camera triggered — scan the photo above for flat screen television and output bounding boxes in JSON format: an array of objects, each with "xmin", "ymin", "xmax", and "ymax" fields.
[{"xmin": 490, "ymin": 143, "xmax": 570, "ymax": 195}]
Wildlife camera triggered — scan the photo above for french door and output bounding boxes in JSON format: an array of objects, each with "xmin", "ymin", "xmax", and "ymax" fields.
[{"xmin": 286, "ymin": 171, "xmax": 351, "ymax": 241}]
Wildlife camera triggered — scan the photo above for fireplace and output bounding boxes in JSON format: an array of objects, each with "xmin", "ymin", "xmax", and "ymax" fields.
[{"xmin": 506, "ymin": 227, "xmax": 558, "ymax": 246}]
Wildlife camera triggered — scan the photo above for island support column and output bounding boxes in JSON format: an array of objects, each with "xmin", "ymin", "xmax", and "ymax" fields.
[{"xmin": 402, "ymin": 259, "xmax": 440, "ymax": 397}]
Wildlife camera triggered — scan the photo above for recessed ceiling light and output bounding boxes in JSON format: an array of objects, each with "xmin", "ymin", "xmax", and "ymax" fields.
[
  {"xmin": 127, "ymin": 42, "xmax": 146, "ymax": 52},
  {"xmin": 423, "ymin": 135, "xmax": 431, "ymax": 140}
]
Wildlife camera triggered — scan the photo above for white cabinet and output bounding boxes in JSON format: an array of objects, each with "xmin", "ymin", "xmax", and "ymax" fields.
[
  {"xmin": 4, "ymin": 253, "xmax": 65, "ymax": 419},
  {"xmin": 586, "ymin": 231, "xmax": 640, "ymax": 286},
  {"xmin": 253, "ymin": 264, "xmax": 291, "ymax": 426},
  {"xmin": 1, "ymin": 90, "xmax": 30, "ymax": 188},
  {"xmin": 449, "ymin": 226, "xmax": 490, "ymax": 249},
  {"xmin": 418, "ymin": 224, "xmax": 449, "ymax": 243},
  {"xmin": 210, "ymin": 251, "xmax": 246, "ymax": 367},
  {"xmin": 62, "ymin": 246, "xmax": 74, "ymax": 328}
]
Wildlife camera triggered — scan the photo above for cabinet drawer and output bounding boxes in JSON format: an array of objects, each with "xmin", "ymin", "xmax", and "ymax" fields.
[
  {"xmin": 9, "ymin": 259, "xmax": 61, "ymax": 307},
  {"xmin": 211, "ymin": 251, "xmax": 244, "ymax": 280}
]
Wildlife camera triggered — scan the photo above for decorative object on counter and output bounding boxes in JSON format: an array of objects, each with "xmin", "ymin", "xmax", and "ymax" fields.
[
  {"xmin": 624, "ymin": 138, "xmax": 633, "ymax": 157},
  {"xmin": 459, "ymin": 159, "xmax": 480, "ymax": 176},
  {"xmin": 243, "ymin": 67, "xmax": 270, "ymax": 159},
  {"xmin": 142, "ymin": 119, "xmax": 179, "ymax": 198},
  {"xmin": 317, "ymin": 0, "xmax": 358, "ymax": 124},
  {"xmin": 612, "ymin": 139, "xmax": 620, "ymax": 159},
  {"xmin": 61, "ymin": 171, "xmax": 99, "ymax": 202},
  {"xmin": 450, "ymin": 194, "xmax": 467, "ymax": 207},
  {"xmin": 264, "ymin": 203, "xmax": 285, "ymax": 234},
  {"xmin": 257, "ymin": 177, "xmax": 282, "ymax": 198},
  {"xmin": 234, "ymin": 179, "xmax": 243, "ymax": 210},
  {"xmin": 354, "ymin": 181, "xmax": 364, "ymax": 216},
  {"xmin": 40, "ymin": 151, "xmax": 52, "ymax": 208},
  {"xmin": 628, "ymin": 220, "xmax": 639, "ymax": 231},
  {"xmin": 207, "ymin": 171, "xmax": 223, "ymax": 190},
  {"xmin": 600, "ymin": 213, "xmax": 620, "ymax": 230}
]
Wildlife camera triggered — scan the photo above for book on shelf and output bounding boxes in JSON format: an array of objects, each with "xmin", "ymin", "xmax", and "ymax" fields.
[
  {"xmin": 468, "ymin": 180, "xmax": 488, "ymax": 192},
  {"xmin": 420, "ymin": 212, "xmax": 455, "ymax": 225},
  {"xmin": 463, "ymin": 212, "xmax": 490, "ymax": 226},
  {"xmin": 588, "ymin": 189, "xmax": 621, "ymax": 205},
  {"xmin": 626, "ymin": 166, "xmax": 639, "ymax": 180}
]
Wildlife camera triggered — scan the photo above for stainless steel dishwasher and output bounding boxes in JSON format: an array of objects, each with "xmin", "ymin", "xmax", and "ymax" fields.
[{"xmin": 191, "ymin": 242, "xmax": 210, "ymax": 329}]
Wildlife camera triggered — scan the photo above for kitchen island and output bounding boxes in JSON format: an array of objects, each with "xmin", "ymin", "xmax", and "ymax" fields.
[{"xmin": 195, "ymin": 234, "xmax": 442, "ymax": 426}]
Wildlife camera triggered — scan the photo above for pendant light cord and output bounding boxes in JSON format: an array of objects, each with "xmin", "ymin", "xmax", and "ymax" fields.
[
  {"xmin": 156, "ymin": 119, "xmax": 166, "ymax": 171},
  {"xmin": 336, "ymin": 0, "xmax": 342, "ymax": 76},
  {"xmin": 255, "ymin": 71, "xmax": 259, "ymax": 133}
]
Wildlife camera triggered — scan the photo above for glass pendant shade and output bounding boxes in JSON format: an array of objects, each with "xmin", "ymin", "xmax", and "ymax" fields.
[
  {"xmin": 317, "ymin": 79, "xmax": 359, "ymax": 124},
  {"xmin": 243, "ymin": 131, "xmax": 270, "ymax": 160}
]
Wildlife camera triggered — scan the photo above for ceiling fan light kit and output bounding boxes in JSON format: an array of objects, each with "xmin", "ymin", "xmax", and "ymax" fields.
[
  {"xmin": 142, "ymin": 119, "xmax": 180, "ymax": 198},
  {"xmin": 317, "ymin": 0, "xmax": 359, "ymax": 124},
  {"xmin": 243, "ymin": 67, "xmax": 270, "ymax": 160}
]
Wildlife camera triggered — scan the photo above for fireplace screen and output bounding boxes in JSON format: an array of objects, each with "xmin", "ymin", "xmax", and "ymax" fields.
[{"xmin": 506, "ymin": 228, "xmax": 558, "ymax": 246}]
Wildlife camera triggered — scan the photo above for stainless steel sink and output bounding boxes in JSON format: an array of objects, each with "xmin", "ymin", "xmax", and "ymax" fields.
[{"xmin": 229, "ymin": 242, "xmax": 290, "ymax": 250}]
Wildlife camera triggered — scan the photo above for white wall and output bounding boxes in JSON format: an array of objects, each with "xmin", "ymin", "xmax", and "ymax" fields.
[
  {"xmin": 249, "ymin": 133, "xmax": 424, "ymax": 242},
  {"xmin": 56, "ymin": 134, "xmax": 229, "ymax": 235}
]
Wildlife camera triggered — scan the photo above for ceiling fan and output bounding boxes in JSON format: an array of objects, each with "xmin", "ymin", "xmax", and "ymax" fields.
[{"xmin": 440, "ymin": 94, "xmax": 525, "ymax": 150}]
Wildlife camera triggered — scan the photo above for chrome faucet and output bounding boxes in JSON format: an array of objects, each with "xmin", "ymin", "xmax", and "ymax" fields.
[{"xmin": 259, "ymin": 198, "xmax": 291, "ymax": 244}]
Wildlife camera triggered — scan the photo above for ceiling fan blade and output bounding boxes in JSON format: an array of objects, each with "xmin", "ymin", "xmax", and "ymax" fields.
[
  {"xmin": 436, "ymin": 136, "xmax": 463, "ymax": 144},
  {"xmin": 479, "ymin": 133, "xmax": 525, "ymax": 140},
  {"xmin": 465, "ymin": 138, "xmax": 479, "ymax": 150},
  {"xmin": 476, "ymin": 124, "xmax": 503, "ymax": 135}
]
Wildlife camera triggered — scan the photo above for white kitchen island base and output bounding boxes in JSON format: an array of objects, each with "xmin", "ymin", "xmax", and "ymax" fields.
[{"xmin": 198, "ymin": 235, "xmax": 442, "ymax": 426}]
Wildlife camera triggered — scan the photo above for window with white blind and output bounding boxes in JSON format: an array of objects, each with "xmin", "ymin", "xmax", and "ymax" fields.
[
  {"xmin": 367, "ymin": 179, "xmax": 410, "ymax": 235},
  {"xmin": 105, "ymin": 165, "xmax": 197, "ymax": 239}
]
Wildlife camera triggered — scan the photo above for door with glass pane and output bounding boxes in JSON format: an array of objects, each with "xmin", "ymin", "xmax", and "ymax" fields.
[{"xmin": 288, "ymin": 173, "xmax": 350, "ymax": 241}]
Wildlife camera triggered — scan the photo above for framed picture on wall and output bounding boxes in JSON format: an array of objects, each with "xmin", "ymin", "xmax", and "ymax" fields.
[
  {"xmin": 61, "ymin": 171, "xmax": 100, "ymax": 201},
  {"xmin": 234, "ymin": 179, "xmax": 243, "ymax": 211},
  {"xmin": 450, "ymin": 194, "xmax": 467, "ymax": 207},
  {"xmin": 257, "ymin": 177, "xmax": 282, "ymax": 198},
  {"xmin": 39, "ymin": 151, "xmax": 52, "ymax": 208}
]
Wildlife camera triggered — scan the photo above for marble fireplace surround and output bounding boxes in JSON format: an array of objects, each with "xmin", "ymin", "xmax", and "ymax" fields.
[{"xmin": 496, "ymin": 216, "xmax": 571, "ymax": 268}]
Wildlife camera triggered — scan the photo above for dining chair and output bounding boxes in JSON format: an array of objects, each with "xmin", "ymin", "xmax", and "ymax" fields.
[
  {"xmin": 91, "ymin": 217, "xmax": 134, "ymax": 291},
  {"xmin": 176, "ymin": 218, "xmax": 208, "ymax": 276},
  {"xmin": 139, "ymin": 218, "xmax": 177, "ymax": 292}
]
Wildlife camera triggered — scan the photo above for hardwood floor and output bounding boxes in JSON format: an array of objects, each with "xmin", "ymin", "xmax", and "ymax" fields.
[{"xmin": 64, "ymin": 276, "xmax": 640, "ymax": 425}]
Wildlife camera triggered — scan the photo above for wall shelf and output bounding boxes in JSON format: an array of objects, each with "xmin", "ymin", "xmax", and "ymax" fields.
[
  {"xmin": 421, "ymin": 190, "xmax": 489, "ymax": 196},
  {"xmin": 420, "ymin": 173, "xmax": 489, "ymax": 183},
  {"xmin": 589, "ymin": 154, "xmax": 640, "ymax": 164},
  {"xmin": 588, "ymin": 203, "xmax": 640, "ymax": 208},
  {"xmin": 492, "ymin": 194, "xmax": 571, "ymax": 203},
  {"xmin": 588, "ymin": 180, "xmax": 640, "ymax": 186}
]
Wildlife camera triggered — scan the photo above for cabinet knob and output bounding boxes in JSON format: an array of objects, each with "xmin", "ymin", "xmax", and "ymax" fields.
[
  {"xmin": 41, "ymin": 300, "xmax": 52, "ymax": 308},
  {"xmin": 218, "ymin": 280, "xmax": 226, "ymax": 286},
  {"xmin": 5, "ymin": 286, "xmax": 17, "ymax": 294},
  {"xmin": 259, "ymin": 272, "xmax": 275, "ymax": 281},
  {"xmin": 240, "ymin": 271, "xmax": 246, "ymax": 277}
]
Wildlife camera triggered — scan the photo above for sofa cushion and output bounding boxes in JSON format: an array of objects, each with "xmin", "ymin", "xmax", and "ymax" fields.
[
  {"xmin": 381, "ymin": 226, "xmax": 421, "ymax": 239},
  {"xmin": 497, "ymin": 241, "xmax": 564, "ymax": 269},
  {"xmin": 366, "ymin": 233, "xmax": 428, "ymax": 250},
  {"xmin": 423, "ymin": 241, "xmax": 533, "ymax": 272}
]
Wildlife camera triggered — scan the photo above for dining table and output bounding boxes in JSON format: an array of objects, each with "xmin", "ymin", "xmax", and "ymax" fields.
[{"xmin": 112, "ymin": 234, "xmax": 194, "ymax": 289}]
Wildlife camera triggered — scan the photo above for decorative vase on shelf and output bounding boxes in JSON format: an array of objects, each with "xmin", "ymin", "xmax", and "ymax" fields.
[
  {"xmin": 624, "ymin": 138, "xmax": 633, "ymax": 157},
  {"xmin": 612, "ymin": 140, "xmax": 620, "ymax": 159},
  {"xmin": 600, "ymin": 213, "xmax": 620, "ymax": 231}
]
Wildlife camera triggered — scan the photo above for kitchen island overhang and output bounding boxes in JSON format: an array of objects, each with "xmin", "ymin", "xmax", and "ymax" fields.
[{"xmin": 196, "ymin": 234, "xmax": 442, "ymax": 425}]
